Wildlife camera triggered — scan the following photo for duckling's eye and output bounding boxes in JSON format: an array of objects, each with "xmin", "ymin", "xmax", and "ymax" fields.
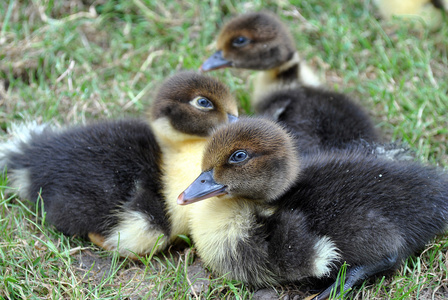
[
  {"xmin": 232, "ymin": 36, "xmax": 250, "ymax": 48},
  {"xmin": 198, "ymin": 98, "xmax": 212, "ymax": 108},
  {"xmin": 190, "ymin": 96, "xmax": 214, "ymax": 111},
  {"xmin": 229, "ymin": 150, "xmax": 249, "ymax": 164}
]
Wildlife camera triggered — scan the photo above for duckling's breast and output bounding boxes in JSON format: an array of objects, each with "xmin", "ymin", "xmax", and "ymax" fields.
[
  {"xmin": 161, "ymin": 139, "xmax": 208, "ymax": 242},
  {"xmin": 189, "ymin": 197, "xmax": 279, "ymax": 286},
  {"xmin": 189, "ymin": 198, "xmax": 255, "ymax": 272},
  {"xmin": 190, "ymin": 197, "xmax": 254, "ymax": 252}
]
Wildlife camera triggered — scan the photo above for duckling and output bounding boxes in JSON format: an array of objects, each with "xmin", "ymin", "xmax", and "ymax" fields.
[
  {"xmin": 200, "ymin": 11, "xmax": 322, "ymax": 105},
  {"xmin": 374, "ymin": 0, "xmax": 446, "ymax": 30},
  {"xmin": 178, "ymin": 117, "xmax": 448, "ymax": 298},
  {"xmin": 201, "ymin": 12, "xmax": 381, "ymax": 152},
  {"xmin": 0, "ymin": 71, "xmax": 238, "ymax": 258},
  {"xmin": 2, "ymin": 119, "xmax": 169, "ymax": 257},
  {"xmin": 256, "ymin": 87, "xmax": 381, "ymax": 153}
]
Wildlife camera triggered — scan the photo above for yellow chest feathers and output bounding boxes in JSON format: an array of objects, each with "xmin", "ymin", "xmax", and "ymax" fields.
[
  {"xmin": 188, "ymin": 197, "xmax": 265, "ymax": 267},
  {"xmin": 161, "ymin": 141, "xmax": 207, "ymax": 240},
  {"xmin": 151, "ymin": 117, "xmax": 208, "ymax": 242}
]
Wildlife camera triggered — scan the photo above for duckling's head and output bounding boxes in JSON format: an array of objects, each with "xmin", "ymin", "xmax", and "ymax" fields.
[
  {"xmin": 150, "ymin": 71, "xmax": 239, "ymax": 142},
  {"xmin": 178, "ymin": 118, "xmax": 301, "ymax": 205},
  {"xmin": 200, "ymin": 12, "xmax": 296, "ymax": 72}
]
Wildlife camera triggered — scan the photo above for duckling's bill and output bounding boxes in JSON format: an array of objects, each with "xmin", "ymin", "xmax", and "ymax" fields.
[
  {"xmin": 227, "ymin": 114, "xmax": 238, "ymax": 123},
  {"xmin": 200, "ymin": 51, "xmax": 232, "ymax": 72},
  {"xmin": 177, "ymin": 170, "xmax": 227, "ymax": 205}
]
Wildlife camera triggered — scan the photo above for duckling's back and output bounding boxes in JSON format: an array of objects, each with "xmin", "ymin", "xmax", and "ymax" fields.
[
  {"xmin": 279, "ymin": 150, "xmax": 448, "ymax": 268},
  {"xmin": 2, "ymin": 119, "xmax": 168, "ymax": 239},
  {"xmin": 256, "ymin": 87, "xmax": 380, "ymax": 153}
]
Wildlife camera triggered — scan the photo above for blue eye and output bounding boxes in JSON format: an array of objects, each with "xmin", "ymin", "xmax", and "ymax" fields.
[
  {"xmin": 190, "ymin": 96, "xmax": 214, "ymax": 111},
  {"xmin": 232, "ymin": 36, "xmax": 250, "ymax": 47},
  {"xmin": 229, "ymin": 150, "xmax": 249, "ymax": 164},
  {"xmin": 197, "ymin": 98, "xmax": 213, "ymax": 108}
]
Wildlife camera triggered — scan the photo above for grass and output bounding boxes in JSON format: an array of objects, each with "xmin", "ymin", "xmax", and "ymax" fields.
[{"xmin": 1, "ymin": 0, "xmax": 447, "ymax": 299}]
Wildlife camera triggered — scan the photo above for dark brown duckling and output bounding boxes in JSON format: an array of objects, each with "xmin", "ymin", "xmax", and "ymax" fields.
[
  {"xmin": 0, "ymin": 71, "xmax": 238, "ymax": 258},
  {"xmin": 201, "ymin": 11, "xmax": 322, "ymax": 104},
  {"xmin": 178, "ymin": 117, "xmax": 448, "ymax": 298},
  {"xmin": 256, "ymin": 87, "xmax": 382, "ymax": 153},
  {"xmin": 201, "ymin": 12, "xmax": 382, "ymax": 153}
]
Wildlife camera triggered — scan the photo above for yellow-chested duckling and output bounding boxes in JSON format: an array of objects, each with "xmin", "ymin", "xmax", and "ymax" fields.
[
  {"xmin": 200, "ymin": 12, "xmax": 382, "ymax": 152},
  {"xmin": 200, "ymin": 11, "xmax": 322, "ymax": 104},
  {"xmin": 178, "ymin": 117, "xmax": 448, "ymax": 299},
  {"xmin": 374, "ymin": 0, "xmax": 446, "ymax": 30},
  {"xmin": 0, "ymin": 72, "xmax": 238, "ymax": 258}
]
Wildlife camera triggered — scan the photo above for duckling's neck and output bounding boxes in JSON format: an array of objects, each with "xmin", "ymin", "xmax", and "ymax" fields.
[
  {"xmin": 150, "ymin": 117, "xmax": 206, "ymax": 149},
  {"xmin": 252, "ymin": 52, "xmax": 322, "ymax": 106},
  {"xmin": 150, "ymin": 117, "xmax": 208, "ymax": 242},
  {"xmin": 189, "ymin": 195, "xmax": 276, "ymax": 282}
]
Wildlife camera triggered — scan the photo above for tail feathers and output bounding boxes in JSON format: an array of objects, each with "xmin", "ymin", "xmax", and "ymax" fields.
[
  {"xmin": 0, "ymin": 122, "xmax": 51, "ymax": 164},
  {"xmin": 0, "ymin": 122, "xmax": 54, "ymax": 199}
]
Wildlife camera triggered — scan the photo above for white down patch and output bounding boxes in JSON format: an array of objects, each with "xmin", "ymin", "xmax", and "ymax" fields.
[
  {"xmin": 313, "ymin": 235, "xmax": 341, "ymax": 278},
  {"xmin": 0, "ymin": 122, "xmax": 53, "ymax": 199},
  {"xmin": 0, "ymin": 122, "xmax": 51, "ymax": 157},
  {"xmin": 104, "ymin": 210, "xmax": 169, "ymax": 257}
]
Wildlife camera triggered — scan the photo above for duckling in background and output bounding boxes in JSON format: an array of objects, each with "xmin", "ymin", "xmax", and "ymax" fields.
[
  {"xmin": 200, "ymin": 12, "xmax": 383, "ymax": 153},
  {"xmin": 200, "ymin": 12, "xmax": 323, "ymax": 105},
  {"xmin": 374, "ymin": 0, "xmax": 447, "ymax": 30},
  {"xmin": 0, "ymin": 71, "xmax": 238, "ymax": 258},
  {"xmin": 256, "ymin": 87, "xmax": 381, "ymax": 153},
  {"xmin": 178, "ymin": 118, "xmax": 448, "ymax": 299}
]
